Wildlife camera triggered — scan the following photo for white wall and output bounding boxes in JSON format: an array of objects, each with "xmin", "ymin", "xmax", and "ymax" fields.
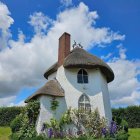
[
  {"xmin": 56, "ymin": 66, "xmax": 112, "ymax": 122},
  {"xmin": 48, "ymin": 71, "xmax": 56, "ymax": 80},
  {"xmin": 37, "ymin": 65, "xmax": 112, "ymax": 134},
  {"xmin": 36, "ymin": 95, "xmax": 67, "ymax": 134},
  {"xmin": 99, "ymin": 72, "xmax": 112, "ymax": 122}
]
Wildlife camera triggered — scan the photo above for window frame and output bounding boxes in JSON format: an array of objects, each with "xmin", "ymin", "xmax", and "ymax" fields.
[
  {"xmin": 78, "ymin": 94, "xmax": 91, "ymax": 112},
  {"xmin": 77, "ymin": 69, "xmax": 88, "ymax": 84}
]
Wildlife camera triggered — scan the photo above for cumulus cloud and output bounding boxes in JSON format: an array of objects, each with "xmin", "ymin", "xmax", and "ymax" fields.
[
  {"xmin": 117, "ymin": 44, "xmax": 127, "ymax": 59},
  {"xmin": 28, "ymin": 12, "xmax": 53, "ymax": 34},
  {"xmin": 0, "ymin": 2, "xmax": 126, "ymax": 106},
  {"xmin": 111, "ymin": 90, "xmax": 140, "ymax": 107},
  {"xmin": 0, "ymin": 2, "xmax": 14, "ymax": 50},
  {"xmin": 0, "ymin": 96, "xmax": 16, "ymax": 106},
  {"xmin": 108, "ymin": 46, "xmax": 140, "ymax": 107},
  {"xmin": 9, "ymin": 100, "xmax": 26, "ymax": 107},
  {"xmin": 101, "ymin": 53, "xmax": 113, "ymax": 60},
  {"xmin": 60, "ymin": 0, "xmax": 72, "ymax": 7}
]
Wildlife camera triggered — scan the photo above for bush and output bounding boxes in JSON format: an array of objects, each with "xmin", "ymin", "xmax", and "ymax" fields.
[
  {"xmin": 10, "ymin": 100, "xmax": 40, "ymax": 140},
  {"xmin": 112, "ymin": 106, "xmax": 140, "ymax": 128},
  {"xmin": 10, "ymin": 133, "xmax": 19, "ymax": 140},
  {"xmin": 10, "ymin": 114, "xmax": 23, "ymax": 133},
  {"xmin": 0, "ymin": 106, "xmax": 23, "ymax": 126},
  {"xmin": 116, "ymin": 131, "xmax": 129, "ymax": 140}
]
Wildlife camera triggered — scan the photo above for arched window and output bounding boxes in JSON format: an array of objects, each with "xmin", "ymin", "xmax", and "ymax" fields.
[
  {"xmin": 78, "ymin": 94, "xmax": 91, "ymax": 112},
  {"xmin": 77, "ymin": 69, "xmax": 88, "ymax": 83}
]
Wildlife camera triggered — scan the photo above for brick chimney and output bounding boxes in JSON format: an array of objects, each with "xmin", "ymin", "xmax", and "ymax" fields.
[{"xmin": 58, "ymin": 32, "xmax": 70, "ymax": 67}]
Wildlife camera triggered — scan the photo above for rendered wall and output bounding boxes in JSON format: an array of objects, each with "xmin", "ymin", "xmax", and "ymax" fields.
[
  {"xmin": 56, "ymin": 66, "xmax": 112, "ymax": 121},
  {"xmin": 37, "ymin": 65, "xmax": 112, "ymax": 133},
  {"xmin": 36, "ymin": 95, "xmax": 67, "ymax": 134}
]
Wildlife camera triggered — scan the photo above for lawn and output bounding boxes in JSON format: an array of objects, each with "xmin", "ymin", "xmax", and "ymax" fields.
[
  {"xmin": 128, "ymin": 128, "xmax": 140, "ymax": 140},
  {"xmin": 0, "ymin": 127, "xmax": 140, "ymax": 140},
  {"xmin": 0, "ymin": 127, "xmax": 11, "ymax": 140}
]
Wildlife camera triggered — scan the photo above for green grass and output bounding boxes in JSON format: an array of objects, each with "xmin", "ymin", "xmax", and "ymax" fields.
[
  {"xmin": 128, "ymin": 128, "xmax": 140, "ymax": 140},
  {"xmin": 0, "ymin": 127, "xmax": 11, "ymax": 140}
]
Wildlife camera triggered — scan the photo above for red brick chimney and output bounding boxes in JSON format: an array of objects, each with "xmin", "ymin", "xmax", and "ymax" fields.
[{"xmin": 58, "ymin": 32, "xmax": 70, "ymax": 67}]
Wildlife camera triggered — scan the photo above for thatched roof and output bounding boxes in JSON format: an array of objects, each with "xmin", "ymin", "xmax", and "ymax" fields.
[
  {"xmin": 44, "ymin": 47, "xmax": 114, "ymax": 83},
  {"xmin": 25, "ymin": 79, "xmax": 64, "ymax": 103},
  {"xmin": 44, "ymin": 62, "xmax": 58, "ymax": 79}
]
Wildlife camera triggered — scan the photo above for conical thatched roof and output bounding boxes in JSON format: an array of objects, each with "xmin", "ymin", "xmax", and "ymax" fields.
[
  {"xmin": 44, "ymin": 47, "xmax": 114, "ymax": 83},
  {"xmin": 25, "ymin": 79, "xmax": 64, "ymax": 103}
]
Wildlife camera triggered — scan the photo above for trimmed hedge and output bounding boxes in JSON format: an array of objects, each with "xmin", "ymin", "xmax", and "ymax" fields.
[
  {"xmin": 112, "ymin": 106, "xmax": 140, "ymax": 128},
  {"xmin": 0, "ymin": 106, "xmax": 23, "ymax": 126},
  {"xmin": 0, "ymin": 105, "xmax": 139, "ymax": 128}
]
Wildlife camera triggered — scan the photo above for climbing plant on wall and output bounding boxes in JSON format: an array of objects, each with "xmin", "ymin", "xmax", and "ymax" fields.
[{"xmin": 50, "ymin": 97, "xmax": 59, "ymax": 111}]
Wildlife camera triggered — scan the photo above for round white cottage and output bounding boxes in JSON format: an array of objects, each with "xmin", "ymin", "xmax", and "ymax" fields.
[{"xmin": 25, "ymin": 32, "xmax": 114, "ymax": 134}]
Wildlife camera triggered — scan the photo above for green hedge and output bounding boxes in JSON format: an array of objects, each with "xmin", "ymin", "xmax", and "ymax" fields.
[
  {"xmin": 112, "ymin": 106, "xmax": 140, "ymax": 128},
  {"xmin": 0, "ymin": 106, "xmax": 24, "ymax": 126}
]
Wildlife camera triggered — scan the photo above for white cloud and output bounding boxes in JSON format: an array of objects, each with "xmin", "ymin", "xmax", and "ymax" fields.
[
  {"xmin": 9, "ymin": 100, "xmax": 26, "ymax": 107},
  {"xmin": 0, "ymin": 96, "xmax": 16, "ymax": 106},
  {"xmin": 28, "ymin": 12, "xmax": 53, "ymax": 35},
  {"xmin": 111, "ymin": 90, "xmax": 140, "ymax": 107},
  {"xmin": 101, "ymin": 53, "xmax": 113, "ymax": 60},
  {"xmin": 53, "ymin": 2, "xmax": 125, "ymax": 49},
  {"xmin": 117, "ymin": 44, "xmax": 127, "ymax": 59},
  {"xmin": 60, "ymin": 0, "xmax": 72, "ymax": 7},
  {"xmin": 0, "ymin": 2, "xmax": 14, "ymax": 50},
  {"xmin": 108, "ymin": 47, "xmax": 140, "ymax": 107},
  {"xmin": 0, "ymin": 2, "xmax": 126, "ymax": 106}
]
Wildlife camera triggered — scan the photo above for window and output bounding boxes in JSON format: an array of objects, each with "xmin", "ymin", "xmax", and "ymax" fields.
[
  {"xmin": 78, "ymin": 94, "xmax": 91, "ymax": 112},
  {"xmin": 77, "ymin": 69, "xmax": 88, "ymax": 83}
]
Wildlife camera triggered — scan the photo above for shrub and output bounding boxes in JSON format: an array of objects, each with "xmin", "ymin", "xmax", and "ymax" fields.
[
  {"xmin": 112, "ymin": 106, "xmax": 140, "ymax": 128},
  {"xmin": 10, "ymin": 114, "xmax": 23, "ymax": 133},
  {"xmin": 75, "ymin": 108, "xmax": 106, "ymax": 138},
  {"xmin": 116, "ymin": 130, "xmax": 129, "ymax": 140},
  {"xmin": 26, "ymin": 100, "xmax": 40, "ymax": 124},
  {"xmin": 10, "ymin": 133, "xmax": 19, "ymax": 140},
  {"xmin": 0, "ymin": 106, "xmax": 23, "ymax": 126},
  {"xmin": 10, "ymin": 100, "xmax": 40, "ymax": 140}
]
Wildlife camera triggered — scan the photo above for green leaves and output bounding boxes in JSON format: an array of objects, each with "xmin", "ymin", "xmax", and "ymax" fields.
[
  {"xmin": 50, "ymin": 97, "xmax": 59, "ymax": 111},
  {"xmin": 60, "ymin": 109, "xmax": 72, "ymax": 126},
  {"xmin": 10, "ymin": 100, "xmax": 40, "ymax": 140},
  {"xmin": 0, "ymin": 106, "xmax": 23, "ymax": 126},
  {"xmin": 112, "ymin": 106, "xmax": 140, "ymax": 128}
]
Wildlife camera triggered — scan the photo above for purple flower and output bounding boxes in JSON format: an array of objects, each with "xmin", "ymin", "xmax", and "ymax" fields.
[
  {"xmin": 48, "ymin": 128, "xmax": 53, "ymax": 138},
  {"xmin": 60, "ymin": 130, "xmax": 64, "ymax": 138},
  {"xmin": 110, "ymin": 121, "xmax": 117, "ymax": 135},
  {"xmin": 102, "ymin": 127, "xmax": 107, "ymax": 136}
]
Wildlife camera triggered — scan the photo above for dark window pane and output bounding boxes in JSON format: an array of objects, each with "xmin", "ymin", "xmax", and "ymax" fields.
[
  {"xmin": 83, "ymin": 75, "xmax": 88, "ymax": 83},
  {"xmin": 78, "ymin": 75, "xmax": 83, "ymax": 83},
  {"xmin": 83, "ymin": 70, "xmax": 88, "ymax": 75},
  {"xmin": 78, "ymin": 69, "xmax": 82, "ymax": 74}
]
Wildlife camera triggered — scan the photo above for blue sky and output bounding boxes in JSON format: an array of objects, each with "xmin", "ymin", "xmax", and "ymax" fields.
[{"xmin": 0, "ymin": 0, "xmax": 140, "ymax": 107}]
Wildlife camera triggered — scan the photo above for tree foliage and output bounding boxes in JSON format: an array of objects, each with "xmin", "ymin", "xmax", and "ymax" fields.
[
  {"xmin": 112, "ymin": 106, "xmax": 140, "ymax": 128},
  {"xmin": 10, "ymin": 100, "xmax": 40, "ymax": 140},
  {"xmin": 0, "ymin": 106, "xmax": 23, "ymax": 126}
]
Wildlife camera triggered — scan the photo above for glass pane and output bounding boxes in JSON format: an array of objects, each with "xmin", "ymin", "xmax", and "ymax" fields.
[
  {"xmin": 83, "ymin": 75, "xmax": 88, "ymax": 83},
  {"xmin": 79, "ymin": 96, "xmax": 84, "ymax": 102},
  {"xmin": 83, "ymin": 70, "xmax": 88, "ymax": 75},
  {"xmin": 84, "ymin": 96, "xmax": 89, "ymax": 102},
  {"xmin": 85, "ymin": 104, "xmax": 91, "ymax": 112},
  {"xmin": 78, "ymin": 74, "xmax": 83, "ymax": 83},
  {"xmin": 78, "ymin": 69, "xmax": 82, "ymax": 74}
]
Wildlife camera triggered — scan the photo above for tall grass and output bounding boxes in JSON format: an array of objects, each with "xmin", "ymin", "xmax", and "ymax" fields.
[
  {"xmin": 129, "ymin": 128, "xmax": 140, "ymax": 140},
  {"xmin": 0, "ymin": 127, "xmax": 11, "ymax": 140}
]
